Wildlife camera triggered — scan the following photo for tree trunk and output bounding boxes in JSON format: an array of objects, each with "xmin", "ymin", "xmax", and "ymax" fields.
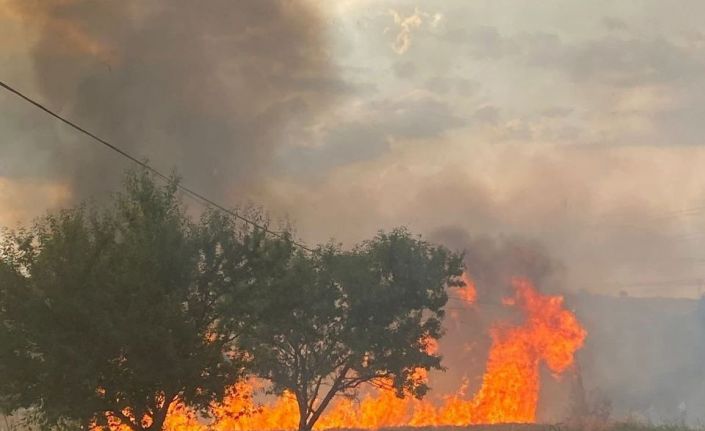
[
  {"xmin": 298, "ymin": 415, "xmax": 313, "ymax": 431},
  {"xmin": 296, "ymin": 366, "xmax": 351, "ymax": 431},
  {"xmin": 146, "ymin": 407, "xmax": 168, "ymax": 431},
  {"xmin": 297, "ymin": 396, "xmax": 311, "ymax": 431}
]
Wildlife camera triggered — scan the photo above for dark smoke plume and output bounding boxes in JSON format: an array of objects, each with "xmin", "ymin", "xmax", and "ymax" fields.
[
  {"xmin": 9, "ymin": 0, "xmax": 340, "ymax": 202},
  {"xmin": 431, "ymin": 226, "xmax": 559, "ymax": 302}
]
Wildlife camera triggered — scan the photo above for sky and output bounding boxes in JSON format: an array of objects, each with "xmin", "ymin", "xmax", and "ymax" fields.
[{"xmin": 3, "ymin": 0, "xmax": 705, "ymax": 297}]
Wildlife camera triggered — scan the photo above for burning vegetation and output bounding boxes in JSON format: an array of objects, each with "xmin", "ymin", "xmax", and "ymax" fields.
[
  {"xmin": 0, "ymin": 170, "xmax": 586, "ymax": 431},
  {"xmin": 154, "ymin": 276, "xmax": 586, "ymax": 430}
]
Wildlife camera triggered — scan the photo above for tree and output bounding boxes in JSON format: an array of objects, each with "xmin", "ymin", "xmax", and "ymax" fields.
[
  {"xmin": 239, "ymin": 228, "xmax": 464, "ymax": 431},
  {"xmin": 0, "ymin": 169, "xmax": 271, "ymax": 431}
]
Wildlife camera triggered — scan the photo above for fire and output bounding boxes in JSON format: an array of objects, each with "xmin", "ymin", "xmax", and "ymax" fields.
[
  {"xmin": 456, "ymin": 272, "xmax": 477, "ymax": 304},
  {"xmin": 465, "ymin": 277, "xmax": 587, "ymax": 423},
  {"xmin": 101, "ymin": 276, "xmax": 586, "ymax": 431}
]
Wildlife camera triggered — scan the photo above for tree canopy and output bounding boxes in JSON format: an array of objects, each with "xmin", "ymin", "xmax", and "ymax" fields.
[
  {"xmin": 0, "ymin": 170, "xmax": 272, "ymax": 430},
  {"xmin": 0, "ymin": 169, "xmax": 464, "ymax": 431},
  {"xmin": 239, "ymin": 229, "xmax": 464, "ymax": 431}
]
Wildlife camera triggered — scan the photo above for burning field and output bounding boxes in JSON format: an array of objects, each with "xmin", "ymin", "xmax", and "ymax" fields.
[
  {"xmin": 131, "ymin": 276, "xmax": 586, "ymax": 431},
  {"xmin": 6, "ymin": 1, "xmax": 705, "ymax": 430},
  {"xmin": 0, "ymin": 174, "xmax": 592, "ymax": 431}
]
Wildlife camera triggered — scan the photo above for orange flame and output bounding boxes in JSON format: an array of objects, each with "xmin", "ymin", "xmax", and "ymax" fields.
[
  {"xmin": 456, "ymin": 272, "xmax": 477, "ymax": 305},
  {"xmin": 101, "ymin": 277, "xmax": 586, "ymax": 431},
  {"xmin": 466, "ymin": 277, "xmax": 587, "ymax": 423}
]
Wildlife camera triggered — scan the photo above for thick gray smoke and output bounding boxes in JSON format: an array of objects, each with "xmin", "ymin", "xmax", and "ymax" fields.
[
  {"xmin": 9, "ymin": 0, "xmax": 340, "ymax": 201},
  {"xmin": 431, "ymin": 226, "xmax": 558, "ymax": 301}
]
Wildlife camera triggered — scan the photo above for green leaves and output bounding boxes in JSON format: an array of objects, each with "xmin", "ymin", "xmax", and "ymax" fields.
[
  {"xmin": 239, "ymin": 227, "xmax": 463, "ymax": 431},
  {"xmin": 0, "ymin": 168, "xmax": 463, "ymax": 431},
  {"xmin": 0, "ymin": 169, "xmax": 263, "ymax": 430}
]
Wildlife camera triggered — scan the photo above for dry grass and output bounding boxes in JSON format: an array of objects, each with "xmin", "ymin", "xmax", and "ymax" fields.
[{"xmin": 332, "ymin": 423, "xmax": 699, "ymax": 431}]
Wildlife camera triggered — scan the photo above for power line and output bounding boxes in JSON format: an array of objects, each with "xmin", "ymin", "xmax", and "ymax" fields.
[
  {"xmin": 0, "ymin": 80, "xmax": 314, "ymax": 252},
  {"xmin": 603, "ymin": 277, "xmax": 705, "ymax": 288}
]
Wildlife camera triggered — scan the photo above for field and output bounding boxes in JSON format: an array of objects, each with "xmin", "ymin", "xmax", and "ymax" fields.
[
  {"xmin": 0, "ymin": 420, "xmax": 698, "ymax": 431},
  {"xmin": 332, "ymin": 424, "xmax": 696, "ymax": 431}
]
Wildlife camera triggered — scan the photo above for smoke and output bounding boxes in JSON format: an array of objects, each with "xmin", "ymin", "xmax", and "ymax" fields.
[
  {"xmin": 4, "ymin": 0, "xmax": 705, "ymax": 424},
  {"xmin": 568, "ymin": 293, "xmax": 705, "ymax": 425},
  {"xmin": 7, "ymin": 0, "xmax": 341, "ymax": 202},
  {"xmin": 431, "ymin": 226, "xmax": 558, "ymax": 301},
  {"xmin": 428, "ymin": 226, "xmax": 705, "ymax": 425}
]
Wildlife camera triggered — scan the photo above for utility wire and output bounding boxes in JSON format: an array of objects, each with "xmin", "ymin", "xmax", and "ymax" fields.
[
  {"xmin": 9, "ymin": 79, "xmax": 703, "ymax": 284},
  {"xmin": 0, "ymin": 80, "xmax": 315, "ymax": 252}
]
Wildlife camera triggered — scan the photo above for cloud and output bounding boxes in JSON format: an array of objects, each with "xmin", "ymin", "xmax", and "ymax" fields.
[
  {"xmin": 279, "ymin": 92, "xmax": 468, "ymax": 175},
  {"xmin": 444, "ymin": 26, "xmax": 519, "ymax": 59},
  {"xmin": 371, "ymin": 92, "xmax": 467, "ymax": 138},
  {"xmin": 424, "ymin": 76, "xmax": 478, "ymax": 97},
  {"xmin": 472, "ymin": 106, "xmax": 500, "ymax": 125},
  {"xmin": 279, "ymin": 122, "xmax": 389, "ymax": 176},
  {"xmin": 431, "ymin": 21, "xmax": 705, "ymax": 148},
  {"xmin": 436, "ymin": 21, "xmax": 703, "ymax": 89},
  {"xmin": 602, "ymin": 16, "xmax": 628, "ymax": 32},
  {"xmin": 527, "ymin": 36, "xmax": 704, "ymax": 87},
  {"xmin": 392, "ymin": 60, "xmax": 417, "ymax": 79}
]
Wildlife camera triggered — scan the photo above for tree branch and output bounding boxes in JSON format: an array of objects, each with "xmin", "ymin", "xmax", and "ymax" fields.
[
  {"xmin": 306, "ymin": 374, "xmax": 324, "ymax": 417},
  {"xmin": 305, "ymin": 365, "xmax": 351, "ymax": 430},
  {"xmin": 108, "ymin": 410, "xmax": 141, "ymax": 431}
]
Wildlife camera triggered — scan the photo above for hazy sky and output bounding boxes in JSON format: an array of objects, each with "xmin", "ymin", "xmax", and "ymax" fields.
[{"xmin": 3, "ymin": 0, "xmax": 705, "ymax": 297}]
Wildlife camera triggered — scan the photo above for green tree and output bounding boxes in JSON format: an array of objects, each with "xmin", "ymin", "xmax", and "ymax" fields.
[
  {"xmin": 0, "ymin": 170, "xmax": 272, "ymax": 431},
  {"xmin": 239, "ymin": 229, "xmax": 464, "ymax": 431}
]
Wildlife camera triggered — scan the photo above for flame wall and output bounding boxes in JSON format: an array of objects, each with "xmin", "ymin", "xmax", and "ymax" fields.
[{"xmin": 146, "ymin": 276, "xmax": 586, "ymax": 431}]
